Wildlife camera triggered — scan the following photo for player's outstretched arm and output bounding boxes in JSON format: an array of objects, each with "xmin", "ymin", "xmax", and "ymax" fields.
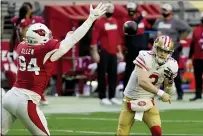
[
  {"xmin": 50, "ymin": 3, "xmax": 106, "ymax": 61},
  {"xmin": 136, "ymin": 66, "xmax": 171, "ymax": 103},
  {"xmin": 136, "ymin": 66, "xmax": 160, "ymax": 94}
]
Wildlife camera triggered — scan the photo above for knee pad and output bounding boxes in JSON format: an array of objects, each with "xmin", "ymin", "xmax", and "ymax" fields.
[{"xmin": 150, "ymin": 126, "xmax": 162, "ymax": 136}]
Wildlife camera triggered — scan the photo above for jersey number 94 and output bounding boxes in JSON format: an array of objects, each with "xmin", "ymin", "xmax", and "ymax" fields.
[{"xmin": 18, "ymin": 56, "xmax": 40, "ymax": 75}]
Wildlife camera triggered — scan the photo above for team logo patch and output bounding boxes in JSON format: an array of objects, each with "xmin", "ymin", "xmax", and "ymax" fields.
[
  {"xmin": 137, "ymin": 101, "xmax": 147, "ymax": 106},
  {"xmin": 33, "ymin": 29, "xmax": 46, "ymax": 36}
]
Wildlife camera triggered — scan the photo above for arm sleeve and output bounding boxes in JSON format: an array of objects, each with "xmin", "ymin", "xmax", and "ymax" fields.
[
  {"xmin": 116, "ymin": 20, "xmax": 122, "ymax": 46},
  {"xmin": 91, "ymin": 20, "xmax": 101, "ymax": 46},
  {"xmin": 133, "ymin": 51, "xmax": 148, "ymax": 71},
  {"xmin": 50, "ymin": 17, "xmax": 94, "ymax": 62},
  {"xmin": 188, "ymin": 29, "xmax": 196, "ymax": 59}
]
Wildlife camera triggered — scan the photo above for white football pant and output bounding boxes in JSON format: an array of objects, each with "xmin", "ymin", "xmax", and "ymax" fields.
[{"xmin": 0, "ymin": 88, "xmax": 50, "ymax": 135}]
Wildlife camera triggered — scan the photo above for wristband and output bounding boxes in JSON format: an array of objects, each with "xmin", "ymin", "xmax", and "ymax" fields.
[{"xmin": 157, "ymin": 89, "xmax": 164, "ymax": 97}]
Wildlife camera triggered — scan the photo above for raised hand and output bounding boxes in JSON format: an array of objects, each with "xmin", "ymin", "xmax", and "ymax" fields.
[{"xmin": 89, "ymin": 2, "xmax": 107, "ymax": 21}]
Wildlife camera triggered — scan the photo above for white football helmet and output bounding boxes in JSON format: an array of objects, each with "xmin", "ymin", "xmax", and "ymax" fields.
[
  {"xmin": 25, "ymin": 23, "xmax": 52, "ymax": 45},
  {"xmin": 153, "ymin": 35, "xmax": 174, "ymax": 65}
]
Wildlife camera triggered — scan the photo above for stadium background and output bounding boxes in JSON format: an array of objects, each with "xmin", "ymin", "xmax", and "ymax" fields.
[{"xmin": 1, "ymin": 1, "xmax": 203, "ymax": 135}]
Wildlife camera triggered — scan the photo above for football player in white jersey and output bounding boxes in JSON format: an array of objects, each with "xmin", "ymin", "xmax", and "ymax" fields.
[{"xmin": 117, "ymin": 35, "xmax": 178, "ymax": 136}]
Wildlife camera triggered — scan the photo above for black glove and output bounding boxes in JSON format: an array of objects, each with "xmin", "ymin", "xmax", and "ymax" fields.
[{"xmin": 164, "ymin": 67, "xmax": 174, "ymax": 84}]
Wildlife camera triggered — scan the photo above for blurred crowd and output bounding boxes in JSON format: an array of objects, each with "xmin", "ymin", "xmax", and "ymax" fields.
[{"xmin": 1, "ymin": 1, "xmax": 203, "ymax": 105}]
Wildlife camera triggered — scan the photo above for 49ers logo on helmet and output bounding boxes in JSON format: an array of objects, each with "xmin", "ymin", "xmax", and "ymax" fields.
[
  {"xmin": 33, "ymin": 29, "xmax": 46, "ymax": 36},
  {"xmin": 137, "ymin": 101, "xmax": 146, "ymax": 106}
]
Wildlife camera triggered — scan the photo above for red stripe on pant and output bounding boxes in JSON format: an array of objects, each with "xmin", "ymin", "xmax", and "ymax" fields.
[{"xmin": 27, "ymin": 100, "xmax": 49, "ymax": 135}]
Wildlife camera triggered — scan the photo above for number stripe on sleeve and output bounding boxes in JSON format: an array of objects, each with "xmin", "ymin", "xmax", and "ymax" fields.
[
  {"xmin": 135, "ymin": 60, "xmax": 148, "ymax": 70},
  {"xmin": 137, "ymin": 57, "xmax": 145, "ymax": 64}
]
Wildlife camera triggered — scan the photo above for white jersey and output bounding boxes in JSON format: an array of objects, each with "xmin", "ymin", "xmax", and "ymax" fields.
[{"xmin": 124, "ymin": 50, "xmax": 178, "ymax": 99}]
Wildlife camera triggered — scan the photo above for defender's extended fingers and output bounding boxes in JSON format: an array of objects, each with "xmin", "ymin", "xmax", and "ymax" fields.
[
  {"xmin": 100, "ymin": 8, "xmax": 107, "ymax": 14},
  {"xmin": 101, "ymin": 10, "xmax": 106, "ymax": 15},
  {"xmin": 96, "ymin": 2, "xmax": 103, "ymax": 9},
  {"xmin": 99, "ymin": 3, "xmax": 107, "ymax": 10}
]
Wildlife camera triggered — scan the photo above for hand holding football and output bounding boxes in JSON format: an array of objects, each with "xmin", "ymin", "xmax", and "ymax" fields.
[{"xmin": 123, "ymin": 21, "xmax": 138, "ymax": 36}]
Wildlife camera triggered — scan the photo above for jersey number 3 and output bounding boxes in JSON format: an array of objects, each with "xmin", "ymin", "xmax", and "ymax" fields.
[
  {"xmin": 149, "ymin": 74, "xmax": 158, "ymax": 85},
  {"xmin": 18, "ymin": 56, "xmax": 40, "ymax": 75}
]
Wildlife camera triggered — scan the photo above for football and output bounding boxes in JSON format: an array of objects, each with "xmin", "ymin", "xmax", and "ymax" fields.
[{"xmin": 123, "ymin": 21, "xmax": 138, "ymax": 36}]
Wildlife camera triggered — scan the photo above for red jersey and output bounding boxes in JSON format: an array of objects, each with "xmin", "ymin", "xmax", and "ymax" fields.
[
  {"xmin": 190, "ymin": 24, "xmax": 203, "ymax": 59},
  {"xmin": 91, "ymin": 16, "xmax": 121, "ymax": 54},
  {"xmin": 14, "ymin": 39, "xmax": 60, "ymax": 96}
]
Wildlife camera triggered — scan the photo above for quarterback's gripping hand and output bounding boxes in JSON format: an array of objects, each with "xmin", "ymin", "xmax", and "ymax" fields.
[
  {"xmin": 161, "ymin": 92, "xmax": 171, "ymax": 103},
  {"xmin": 164, "ymin": 67, "xmax": 174, "ymax": 84},
  {"xmin": 89, "ymin": 2, "xmax": 107, "ymax": 21},
  {"xmin": 157, "ymin": 89, "xmax": 171, "ymax": 104}
]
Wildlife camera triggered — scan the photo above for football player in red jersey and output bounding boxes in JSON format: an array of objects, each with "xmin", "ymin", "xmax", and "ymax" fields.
[
  {"xmin": 7, "ymin": 2, "xmax": 48, "ymax": 105},
  {"xmin": 0, "ymin": 3, "xmax": 106, "ymax": 136}
]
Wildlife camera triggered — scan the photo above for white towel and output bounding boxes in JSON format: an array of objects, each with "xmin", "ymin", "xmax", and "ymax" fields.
[{"xmin": 134, "ymin": 111, "xmax": 144, "ymax": 121}]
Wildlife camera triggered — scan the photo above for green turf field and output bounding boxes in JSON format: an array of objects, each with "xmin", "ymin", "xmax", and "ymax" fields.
[{"xmin": 6, "ymin": 110, "xmax": 203, "ymax": 136}]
